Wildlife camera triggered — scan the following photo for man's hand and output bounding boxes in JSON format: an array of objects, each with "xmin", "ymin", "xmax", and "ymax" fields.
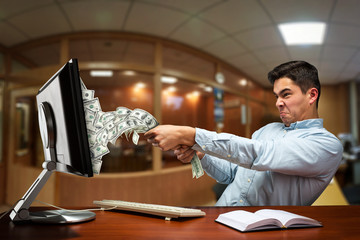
[
  {"xmin": 174, "ymin": 145, "xmax": 195, "ymax": 163},
  {"xmin": 144, "ymin": 125, "xmax": 196, "ymax": 151},
  {"xmin": 174, "ymin": 145, "xmax": 205, "ymax": 163}
]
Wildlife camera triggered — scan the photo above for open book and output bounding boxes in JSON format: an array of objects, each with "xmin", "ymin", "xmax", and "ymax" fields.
[{"xmin": 215, "ymin": 209, "xmax": 322, "ymax": 232}]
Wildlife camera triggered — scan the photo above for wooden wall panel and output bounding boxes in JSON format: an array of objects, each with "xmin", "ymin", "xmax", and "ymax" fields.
[
  {"xmin": 6, "ymin": 164, "xmax": 56, "ymax": 206},
  {"xmin": 319, "ymin": 83, "xmax": 350, "ymax": 136},
  {"xmin": 56, "ymin": 167, "xmax": 217, "ymax": 207},
  {"xmin": 0, "ymin": 164, "xmax": 5, "ymax": 204}
]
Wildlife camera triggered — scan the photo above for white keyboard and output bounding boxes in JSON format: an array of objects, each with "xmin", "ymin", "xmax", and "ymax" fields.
[{"xmin": 93, "ymin": 199, "xmax": 206, "ymax": 220}]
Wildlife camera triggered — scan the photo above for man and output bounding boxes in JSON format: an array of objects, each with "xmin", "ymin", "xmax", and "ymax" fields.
[{"xmin": 144, "ymin": 61, "xmax": 343, "ymax": 206}]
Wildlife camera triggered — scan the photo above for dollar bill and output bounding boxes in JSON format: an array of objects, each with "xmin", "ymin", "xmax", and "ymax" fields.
[
  {"xmin": 117, "ymin": 120, "xmax": 133, "ymax": 136},
  {"xmin": 85, "ymin": 109, "xmax": 96, "ymax": 125},
  {"xmin": 132, "ymin": 131, "xmax": 139, "ymax": 145},
  {"xmin": 80, "ymin": 78, "xmax": 87, "ymax": 91},
  {"xmin": 93, "ymin": 111, "xmax": 104, "ymax": 128},
  {"xmin": 191, "ymin": 154, "xmax": 204, "ymax": 179},
  {"xmin": 82, "ymin": 89, "xmax": 95, "ymax": 101},
  {"xmin": 90, "ymin": 144, "xmax": 110, "ymax": 159},
  {"xmin": 116, "ymin": 106, "xmax": 131, "ymax": 116},
  {"xmin": 87, "ymin": 129, "xmax": 97, "ymax": 147},
  {"xmin": 107, "ymin": 127, "xmax": 119, "ymax": 145},
  {"xmin": 83, "ymin": 97, "xmax": 102, "ymax": 112},
  {"xmin": 130, "ymin": 108, "xmax": 159, "ymax": 130},
  {"xmin": 96, "ymin": 128, "xmax": 109, "ymax": 146},
  {"xmin": 91, "ymin": 159, "xmax": 103, "ymax": 175},
  {"xmin": 100, "ymin": 111, "xmax": 115, "ymax": 125}
]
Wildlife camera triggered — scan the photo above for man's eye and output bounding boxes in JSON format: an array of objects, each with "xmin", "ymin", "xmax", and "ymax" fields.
[{"xmin": 283, "ymin": 93, "xmax": 290, "ymax": 98}]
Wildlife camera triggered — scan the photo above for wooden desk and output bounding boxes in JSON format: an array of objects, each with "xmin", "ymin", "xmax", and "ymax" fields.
[{"xmin": 1, "ymin": 205, "xmax": 360, "ymax": 239}]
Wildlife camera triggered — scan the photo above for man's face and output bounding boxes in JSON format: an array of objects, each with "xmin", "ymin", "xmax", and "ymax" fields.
[{"xmin": 273, "ymin": 77, "xmax": 311, "ymax": 127}]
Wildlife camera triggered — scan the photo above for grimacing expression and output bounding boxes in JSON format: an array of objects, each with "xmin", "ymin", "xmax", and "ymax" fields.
[{"xmin": 273, "ymin": 77, "xmax": 315, "ymax": 127}]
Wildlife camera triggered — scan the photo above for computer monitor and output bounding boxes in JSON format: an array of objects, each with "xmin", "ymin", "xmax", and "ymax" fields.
[{"xmin": 9, "ymin": 59, "xmax": 95, "ymax": 224}]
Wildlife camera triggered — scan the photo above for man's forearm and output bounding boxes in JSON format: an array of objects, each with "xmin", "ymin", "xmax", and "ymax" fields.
[{"xmin": 179, "ymin": 126, "xmax": 196, "ymax": 146}]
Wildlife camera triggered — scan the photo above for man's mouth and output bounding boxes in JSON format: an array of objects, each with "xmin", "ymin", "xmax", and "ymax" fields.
[{"xmin": 279, "ymin": 112, "xmax": 287, "ymax": 117}]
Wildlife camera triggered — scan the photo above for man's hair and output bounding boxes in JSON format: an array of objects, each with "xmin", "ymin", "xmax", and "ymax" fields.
[{"xmin": 268, "ymin": 61, "xmax": 321, "ymax": 108}]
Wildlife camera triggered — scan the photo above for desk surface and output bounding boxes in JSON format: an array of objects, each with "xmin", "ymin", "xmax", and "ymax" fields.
[{"xmin": 1, "ymin": 205, "xmax": 360, "ymax": 239}]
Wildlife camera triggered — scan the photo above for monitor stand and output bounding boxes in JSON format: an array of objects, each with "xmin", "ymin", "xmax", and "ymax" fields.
[{"xmin": 9, "ymin": 102, "xmax": 96, "ymax": 224}]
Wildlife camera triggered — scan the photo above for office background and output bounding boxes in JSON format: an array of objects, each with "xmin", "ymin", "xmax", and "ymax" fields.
[{"xmin": 0, "ymin": 0, "xmax": 359, "ymax": 208}]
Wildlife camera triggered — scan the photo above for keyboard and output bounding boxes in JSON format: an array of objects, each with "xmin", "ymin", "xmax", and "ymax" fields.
[{"xmin": 93, "ymin": 199, "xmax": 206, "ymax": 220}]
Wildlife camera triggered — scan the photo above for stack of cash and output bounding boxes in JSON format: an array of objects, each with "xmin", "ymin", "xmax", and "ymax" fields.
[
  {"xmin": 81, "ymin": 79, "xmax": 158, "ymax": 174},
  {"xmin": 80, "ymin": 79, "xmax": 203, "ymax": 178}
]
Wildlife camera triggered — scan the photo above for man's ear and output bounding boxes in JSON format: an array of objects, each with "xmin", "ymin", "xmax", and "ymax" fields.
[{"xmin": 308, "ymin": 88, "xmax": 318, "ymax": 105}]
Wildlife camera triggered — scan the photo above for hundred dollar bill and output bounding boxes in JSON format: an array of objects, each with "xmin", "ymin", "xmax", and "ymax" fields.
[
  {"xmin": 96, "ymin": 128, "xmax": 109, "ymax": 146},
  {"xmin": 191, "ymin": 154, "xmax": 204, "ymax": 179},
  {"xmin": 85, "ymin": 109, "xmax": 96, "ymax": 125},
  {"xmin": 87, "ymin": 129, "xmax": 97, "ymax": 147},
  {"xmin": 130, "ymin": 108, "xmax": 159, "ymax": 130},
  {"xmin": 90, "ymin": 144, "xmax": 110, "ymax": 159},
  {"xmin": 80, "ymin": 78, "xmax": 87, "ymax": 90},
  {"xmin": 82, "ymin": 89, "xmax": 95, "ymax": 101},
  {"xmin": 91, "ymin": 159, "xmax": 103, "ymax": 175},
  {"xmin": 83, "ymin": 97, "xmax": 102, "ymax": 112},
  {"xmin": 116, "ymin": 106, "xmax": 131, "ymax": 116},
  {"xmin": 107, "ymin": 127, "xmax": 119, "ymax": 145},
  {"xmin": 132, "ymin": 131, "xmax": 140, "ymax": 145}
]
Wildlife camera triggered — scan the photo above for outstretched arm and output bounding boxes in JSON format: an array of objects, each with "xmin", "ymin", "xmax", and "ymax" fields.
[{"xmin": 144, "ymin": 125, "xmax": 196, "ymax": 151}]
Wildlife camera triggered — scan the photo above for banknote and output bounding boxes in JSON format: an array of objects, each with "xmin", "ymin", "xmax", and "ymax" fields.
[
  {"xmin": 130, "ymin": 108, "xmax": 159, "ymax": 130},
  {"xmin": 80, "ymin": 78, "xmax": 87, "ymax": 90},
  {"xmin": 116, "ymin": 106, "xmax": 131, "ymax": 116},
  {"xmin": 96, "ymin": 128, "xmax": 109, "ymax": 146},
  {"xmin": 85, "ymin": 109, "xmax": 96, "ymax": 125},
  {"xmin": 132, "ymin": 131, "xmax": 140, "ymax": 145},
  {"xmin": 83, "ymin": 97, "xmax": 102, "ymax": 112},
  {"xmin": 87, "ymin": 129, "xmax": 97, "ymax": 147},
  {"xmin": 82, "ymin": 90, "xmax": 95, "ymax": 101},
  {"xmin": 91, "ymin": 159, "xmax": 103, "ymax": 175},
  {"xmin": 191, "ymin": 154, "xmax": 204, "ymax": 179},
  {"xmin": 90, "ymin": 144, "xmax": 110, "ymax": 159},
  {"xmin": 107, "ymin": 127, "xmax": 119, "ymax": 145}
]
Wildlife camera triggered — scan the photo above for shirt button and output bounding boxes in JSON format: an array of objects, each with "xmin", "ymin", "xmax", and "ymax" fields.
[
  {"xmin": 283, "ymin": 130, "xmax": 287, "ymax": 133},
  {"xmin": 202, "ymin": 145, "xmax": 206, "ymax": 150},
  {"xmin": 247, "ymin": 178, "xmax": 251, "ymax": 183},
  {"xmin": 239, "ymin": 200, "xmax": 243, "ymax": 203},
  {"xmin": 227, "ymin": 154, "xmax": 231, "ymax": 158}
]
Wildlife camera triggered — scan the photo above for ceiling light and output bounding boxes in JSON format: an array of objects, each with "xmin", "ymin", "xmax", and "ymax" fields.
[
  {"xmin": 278, "ymin": 22, "xmax": 326, "ymax": 45},
  {"xmin": 161, "ymin": 76, "xmax": 178, "ymax": 84},
  {"xmin": 167, "ymin": 86, "xmax": 177, "ymax": 92},
  {"xmin": 239, "ymin": 79, "xmax": 247, "ymax": 86},
  {"xmin": 204, "ymin": 86, "xmax": 213, "ymax": 92},
  {"xmin": 90, "ymin": 70, "xmax": 113, "ymax": 77},
  {"xmin": 135, "ymin": 82, "xmax": 146, "ymax": 89},
  {"xmin": 123, "ymin": 70, "xmax": 136, "ymax": 76},
  {"xmin": 189, "ymin": 91, "xmax": 200, "ymax": 97}
]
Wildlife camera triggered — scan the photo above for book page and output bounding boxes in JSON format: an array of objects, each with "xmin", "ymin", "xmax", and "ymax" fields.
[
  {"xmin": 216, "ymin": 210, "xmax": 282, "ymax": 232},
  {"xmin": 254, "ymin": 209, "xmax": 322, "ymax": 228}
]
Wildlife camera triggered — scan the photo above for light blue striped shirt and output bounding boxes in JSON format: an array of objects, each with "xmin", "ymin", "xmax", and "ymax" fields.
[{"xmin": 193, "ymin": 119, "xmax": 343, "ymax": 206}]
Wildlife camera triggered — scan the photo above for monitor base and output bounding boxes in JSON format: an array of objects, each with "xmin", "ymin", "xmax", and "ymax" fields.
[{"xmin": 25, "ymin": 209, "xmax": 96, "ymax": 224}]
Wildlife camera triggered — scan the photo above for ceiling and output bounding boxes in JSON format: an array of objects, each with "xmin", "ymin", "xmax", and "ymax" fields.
[{"xmin": 1, "ymin": 0, "xmax": 360, "ymax": 87}]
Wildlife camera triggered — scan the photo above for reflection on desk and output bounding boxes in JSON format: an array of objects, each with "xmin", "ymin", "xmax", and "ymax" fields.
[{"xmin": 1, "ymin": 205, "xmax": 360, "ymax": 239}]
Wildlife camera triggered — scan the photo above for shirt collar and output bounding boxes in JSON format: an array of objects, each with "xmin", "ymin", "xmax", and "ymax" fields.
[{"xmin": 283, "ymin": 118, "xmax": 323, "ymax": 130}]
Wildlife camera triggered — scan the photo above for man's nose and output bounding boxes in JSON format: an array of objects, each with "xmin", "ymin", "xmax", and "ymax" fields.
[{"xmin": 276, "ymin": 98, "xmax": 284, "ymax": 108}]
